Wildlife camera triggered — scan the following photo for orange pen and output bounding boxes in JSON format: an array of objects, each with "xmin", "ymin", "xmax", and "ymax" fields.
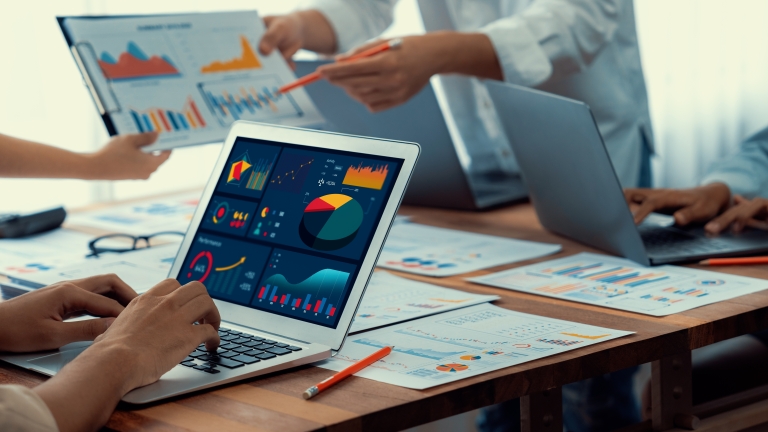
[
  {"xmin": 302, "ymin": 345, "xmax": 393, "ymax": 399},
  {"xmin": 699, "ymin": 256, "xmax": 768, "ymax": 266},
  {"xmin": 278, "ymin": 39, "xmax": 403, "ymax": 94}
]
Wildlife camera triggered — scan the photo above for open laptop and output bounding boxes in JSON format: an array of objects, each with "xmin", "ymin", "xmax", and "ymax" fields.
[
  {"xmin": 0, "ymin": 121, "xmax": 419, "ymax": 403},
  {"xmin": 296, "ymin": 60, "xmax": 527, "ymax": 210},
  {"xmin": 486, "ymin": 81, "xmax": 768, "ymax": 265}
]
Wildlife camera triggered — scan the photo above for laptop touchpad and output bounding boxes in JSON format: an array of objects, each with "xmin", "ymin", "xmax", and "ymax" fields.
[{"xmin": 28, "ymin": 347, "xmax": 88, "ymax": 374}]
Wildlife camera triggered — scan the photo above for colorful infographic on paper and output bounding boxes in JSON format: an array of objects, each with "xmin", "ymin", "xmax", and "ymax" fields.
[
  {"xmin": 62, "ymin": 12, "xmax": 323, "ymax": 150},
  {"xmin": 315, "ymin": 304, "xmax": 632, "ymax": 389},
  {"xmin": 469, "ymin": 252, "xmax": 768, "ymax": 316}
]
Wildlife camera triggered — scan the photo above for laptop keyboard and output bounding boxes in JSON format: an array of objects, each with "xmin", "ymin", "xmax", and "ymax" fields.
[
  {"xmin": 179, "ymin": 327, "xmax": 302, "ymax": 374},
  {"xmin": 640, "ymin": 227, "xmax": 730, "ymax": 256}
]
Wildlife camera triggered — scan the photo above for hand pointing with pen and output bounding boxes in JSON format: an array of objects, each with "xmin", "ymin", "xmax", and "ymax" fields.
[{"xmin": 260, "ymin": 11, "xmax": 503, "ymax": 112}]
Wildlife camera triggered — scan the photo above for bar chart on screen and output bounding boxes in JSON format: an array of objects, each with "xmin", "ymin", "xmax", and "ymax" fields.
[{"xmin": 251, "ymin": 249, "xmax": 356, "ymax": 326}]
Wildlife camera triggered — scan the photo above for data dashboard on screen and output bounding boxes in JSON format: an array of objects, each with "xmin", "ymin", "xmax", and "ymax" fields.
[
  {"xmin": 60, "ymin": 11, "xmax": 324, "ymax": 150},
  {"xmin": 176, "ymin": 137, "xmax": 403, "ymax": 328}
]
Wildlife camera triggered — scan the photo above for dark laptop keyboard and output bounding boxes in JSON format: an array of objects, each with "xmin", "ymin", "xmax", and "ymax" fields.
[
  {"xmin": 179, "ymin": 327, "xmax": 302, "ymax": 374},
  {"xmin": 640, "ymin": 227, "xmax": 730, "ymax": 256}
]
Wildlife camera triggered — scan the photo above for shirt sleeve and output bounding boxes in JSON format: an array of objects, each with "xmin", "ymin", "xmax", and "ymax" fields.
[
  {"xmin": 300, "ymin": 0, "xmax": 398, "ymax": 53},
  {"xmin": 700, "ymin": 127, "xmax": 768, "ymax": 199},
  {"xmin": 0, "ymin": 385, "xmax": 58, "ymax": 432},
  {"xmin": 480, "ymin": 0, "xmax": 621, "ymax": 86}
]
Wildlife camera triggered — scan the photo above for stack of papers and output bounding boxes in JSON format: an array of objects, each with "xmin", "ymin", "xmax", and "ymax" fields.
[
  {"xmin": 317, "ymin": 303, "xmax": 631, "ymax": 389},
  {"xmin": 379, "ymin": 223, "xmax": 561, "ymax": 277},
  {"xmin": 469, "ymin": 252, "xmax": 768, "ymax": 316},
  {"xmin": 66, "ymin": 192, "xmax": 201, "ymax": 235},
  {"xmin": 0, "ymin": 230, "xmax": 93, "ymax": 280},
  {"xmin": 350, "ymin": 272, "xmax": 498, "ymax": 333}
]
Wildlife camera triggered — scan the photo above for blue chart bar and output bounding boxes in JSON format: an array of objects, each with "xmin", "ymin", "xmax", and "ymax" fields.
[
  {"xmin": 178, "ymin": 114, "xmax": 189, "ymax": 129},
  {"xmin": 284, "ymin": 294, "xmax": 291, "ymax": 305},
  {"xmin": 601, "ymin": 272, "xmax": 640, "ymax": 283},
  {"xmin": 577, "ymin": 266, "xmax": 622, "ymax": 279},
  {"xmin": 626, "ymin": 276, "xmax": 669, "ymax": 287},
  {"xmin": 269, "ymin": 285, "xmax": 278, "ymax": 301},
  {"xmin": 325, "ymin": 303, "xmax": 333, "ymax": 315},
  {"xmin": 302, "ymin": 294, "xmax": 312, "ymax": 309},
  {"xmin": 142, "ymin": 114, "xmax": 153, "ymax": 131},
  {"xmin": 131, "ymin": 112, "xmax": 144, "ymax": 132},
  {"xmin": 167, "ymin": 111, "xmax": 179, "ymax": 130},
  {"xmin": 319, "ymin": 298, "xmax": 326, "ymax": 314}
]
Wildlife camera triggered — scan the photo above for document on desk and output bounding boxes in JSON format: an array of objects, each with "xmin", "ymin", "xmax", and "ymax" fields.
[
  {"xmin": 66, "ymin": 192, "xmax": 200, "ymax": 235},
  {"xmin": 61, "ymin": 11, "xmax": 324, "ymax": 151},
  {"xmin": 0, "ymin": 229, "xmax": 93, "ymax": 278},
  {"xmin": 316, "ymin": 303, "xmax": 631, "ymax": 389},
  {"xmin": 469, "ymin": 252, "xmax": 768, "ymax": 316},
  {"xmin": 16, "ymin": 245, "xmax": 178, "ymax": 293},
  {"xmin": 378, "ymin": 223, "xmax": 561, "ymax": 277},
  {"xmin": 350, "ymin": 271, "xmax": 499, "ymax": 334}
]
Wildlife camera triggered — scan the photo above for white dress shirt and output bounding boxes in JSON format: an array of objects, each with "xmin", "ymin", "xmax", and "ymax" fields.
[
  {"xmin": 303, "ymin": 0, "xmax": 654, "ymax": 187},
  {"xmin": 701, "ymin": 126, "xmax": 768, "ymax": 198}
]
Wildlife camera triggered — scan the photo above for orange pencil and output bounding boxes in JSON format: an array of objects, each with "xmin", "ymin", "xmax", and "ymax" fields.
[
  {"xmin": 278, "ymin": 39, "xmax": 403, "ymax": 94},
  {"xmin": 303, "ymin": 345, "xmax": 393, "ymax": 399},
  {"xmin": 700, "ymin": 256, "xmax": 768, "ymax": 266}
]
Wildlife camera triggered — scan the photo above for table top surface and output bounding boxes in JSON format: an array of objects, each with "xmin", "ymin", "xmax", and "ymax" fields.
[{"xmin": 3, "ymin": 201, "xmax": 768, "ymax": 432}]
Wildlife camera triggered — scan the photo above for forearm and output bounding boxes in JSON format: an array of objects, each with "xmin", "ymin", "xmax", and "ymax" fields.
[
  {"xmin": 428, "ymin": 32, "xmax": 503, "ymax": 81},
  {"xmin": 0, "ymin": 134, "xmax": 97, "ymax": 179},
  {"xmin": 295, "ymin": 10, "xmax": 338, "ymax": 54},
  {"xmin": 34, "ymin": 343, "xmax": 136, "ymax": 432}
]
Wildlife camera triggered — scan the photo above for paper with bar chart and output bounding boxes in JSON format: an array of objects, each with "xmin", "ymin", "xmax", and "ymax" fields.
[
  {"xmin": 469, "ymin": 252, "xmax": 768, "ymax": 316},
  {"xmin": 315, "ymin": 303, "xmax": 631, "ymax": 389},
  {"xmin": 350, "ymin": 271, "xmax": 499, "ymax": 334},
  {"xmin": 62, "ymin": 11, "xmax": 323, "ymax": 150},
  {"xmin": 378, "ymin": 223, "xmax": 561, "ymax": 277}
]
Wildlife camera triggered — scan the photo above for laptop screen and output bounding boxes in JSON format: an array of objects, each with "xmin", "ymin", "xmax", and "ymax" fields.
[{"xmin": 177, "ymin": 137, "xmax": 404, "ymax": 328}]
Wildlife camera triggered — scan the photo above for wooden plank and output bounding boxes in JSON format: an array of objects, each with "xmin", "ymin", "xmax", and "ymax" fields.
[
  {"xmin": 651, "ymin": 353, "xmax": 695, "ymax": 431},
  {"xmin": 521, "ymin": 387, "xmax": 562, "ymax": 432},
  {"xmin": 668, "ymin": 397, "xmax": 768, "ymax": 432}
]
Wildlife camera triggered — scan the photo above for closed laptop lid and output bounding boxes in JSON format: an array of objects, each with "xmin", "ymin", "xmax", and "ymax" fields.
[{"xmin": 170, "ymin": 121, "xmax": 420, "ymax": 350}]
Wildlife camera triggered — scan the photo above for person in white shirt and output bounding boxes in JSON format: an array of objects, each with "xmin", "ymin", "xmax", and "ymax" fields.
[
  {"xmin": 260, "ymin": 0, "xmax": 654, "ymax": 188},
  {"xmin": 0, "ymin": 277, "xmax": 221, "ymax": 432},
  {"xmin": 260, "ymin": 2, "xmax": 651, "ymax": 430}
]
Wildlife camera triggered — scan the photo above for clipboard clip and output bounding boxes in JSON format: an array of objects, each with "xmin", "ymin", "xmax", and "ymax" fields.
[{"xmin": 71, "ymin": 42, "xmax": 122, "ymax": 115}]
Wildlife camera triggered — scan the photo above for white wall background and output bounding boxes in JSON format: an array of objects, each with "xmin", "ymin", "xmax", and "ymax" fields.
[{"xmin": 2, "ymin": 0, "xmax": 768, "ymax": 214}]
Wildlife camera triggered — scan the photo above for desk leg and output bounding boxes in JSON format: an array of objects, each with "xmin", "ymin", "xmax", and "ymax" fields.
[
  {"xmin": 521, "ymin": 387, "xmax": 563, "ymax": 432},
  {"xmin": 652, "ymin": 352, "xmax": 699, "ymax": 431}
]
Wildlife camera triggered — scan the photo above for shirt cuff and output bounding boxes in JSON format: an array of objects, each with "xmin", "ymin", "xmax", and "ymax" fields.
[
  {"xmin": 700, "ymin": 172, "xmax": 760, "ymax": 199},
  {"xmin": 0, "ymin": 385, "xmax": 59, "ymax": 432},
  {"xmin": 480, "ymin": 17, "xmax": 553, "ymax": 86},
  {"xmin": 301, "ymin": 0, "xmax": 368, "ymax": 53}
]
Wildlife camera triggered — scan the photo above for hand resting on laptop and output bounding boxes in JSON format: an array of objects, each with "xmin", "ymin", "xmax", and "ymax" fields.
[{"xmin": 0, "ymin": 275, "xmax": 220, "ymax": 432}]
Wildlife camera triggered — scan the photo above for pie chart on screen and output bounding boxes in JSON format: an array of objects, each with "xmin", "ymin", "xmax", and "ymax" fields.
[{"xmin": 299, "ymin": 194, "xmax": 363, "ymax": 251}]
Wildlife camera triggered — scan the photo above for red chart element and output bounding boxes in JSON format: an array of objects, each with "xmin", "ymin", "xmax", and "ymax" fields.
[
  {"xmin": 188, "ymin": 251, "xmax": 213, "ymax": 283},
  {"xmin": 304, "ymin": 199, "xmax": 337, "ymax": 213}
]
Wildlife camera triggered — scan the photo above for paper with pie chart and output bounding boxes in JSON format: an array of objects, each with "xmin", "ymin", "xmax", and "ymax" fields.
[
  {"xmin": 315, "ymin": 303, "xmax": 631, "ymax": 389},
  {"xmin": 469, "ymin": 252, "xmax": 768, "ymax": 316},
  {"xmin": 350, "ymin": 271, "xmax": 499, "ymax": 334}
]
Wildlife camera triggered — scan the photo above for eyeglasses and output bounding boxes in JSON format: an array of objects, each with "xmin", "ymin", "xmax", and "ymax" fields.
[{"xmin": 88, "ymin": 231, "xmax": 184, "ymax": 257}]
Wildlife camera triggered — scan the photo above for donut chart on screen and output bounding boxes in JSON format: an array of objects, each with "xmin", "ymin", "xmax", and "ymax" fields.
[{"xmin": 299, "ymin": 194, "xmax": 363, "ymax": 251}]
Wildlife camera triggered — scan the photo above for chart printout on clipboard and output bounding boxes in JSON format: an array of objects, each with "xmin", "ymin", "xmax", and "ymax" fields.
[{"xmin": 62, "ymin": 11, "xmax": 324, "ymax": 151}]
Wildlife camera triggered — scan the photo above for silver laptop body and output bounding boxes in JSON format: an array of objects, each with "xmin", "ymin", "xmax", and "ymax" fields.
[
  {"xmin": 0, "ymin": 122, "xmax": 419, "ymax": 403},
  {"xmin": 486, "ymin": 81, "xmax": 768, "ymax": 265}
]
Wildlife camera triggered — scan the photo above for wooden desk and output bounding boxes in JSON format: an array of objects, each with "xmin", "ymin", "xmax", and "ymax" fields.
[{"xmin": 3, "ymin": 203, "xmax": 768, "ymax": 432}]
